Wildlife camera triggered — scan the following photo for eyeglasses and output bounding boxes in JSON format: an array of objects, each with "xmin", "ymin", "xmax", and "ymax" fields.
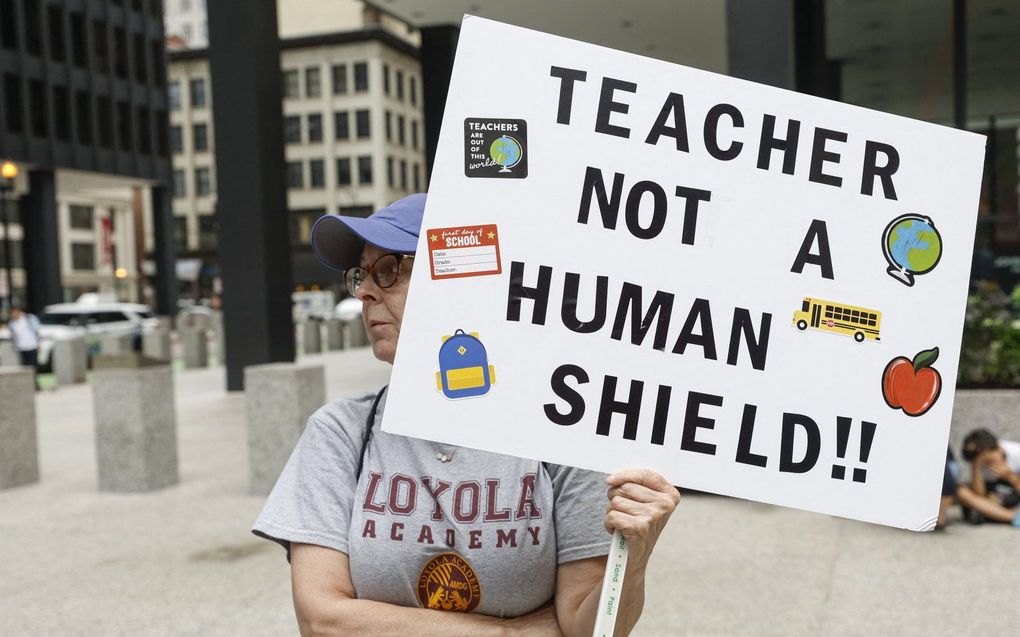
[{"xmin": 345, "ymin": 252, "xmax": 414, "ymax": 295}]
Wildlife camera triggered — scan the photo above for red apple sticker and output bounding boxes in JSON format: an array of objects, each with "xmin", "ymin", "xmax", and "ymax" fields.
[{"xmin": 882, "ymin": 347, "xmax": 942, "ymax": 417}]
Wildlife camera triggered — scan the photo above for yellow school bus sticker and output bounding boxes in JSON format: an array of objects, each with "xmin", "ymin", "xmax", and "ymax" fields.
[{"xmin": 792, "ymin": 297, "xmax": 881, "ymax": 343}]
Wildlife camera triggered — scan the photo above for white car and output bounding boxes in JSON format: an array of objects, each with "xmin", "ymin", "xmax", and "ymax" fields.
[{"xmin": 1, "ymin": 301, "xmax": 159, "ymax": 371}]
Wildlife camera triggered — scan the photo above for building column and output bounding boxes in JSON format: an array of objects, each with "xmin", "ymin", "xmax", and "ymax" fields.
[
  {"xmin": 150, "ymin": 186, "xmax": 178, "ymax": 316},
  {"xmin": 952, "ymin": 0, "xmax": 967, "ymax": 129},
  {"xmin": 726, "ymin": 0, "xmax": 839, "ymax": 98},
  {"xmin": 19, "ymin": 169, "xmax": 62, "ymax": 313},
  {"xmin": 207, "ymin": 0, "xmax": 295, "ymax": 391},
  {"xmin": 420, "ymin": 25, "xmax": 460, "ymax": 183}
]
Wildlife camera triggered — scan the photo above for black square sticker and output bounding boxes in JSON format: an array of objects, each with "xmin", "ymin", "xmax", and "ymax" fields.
[{"xmin": 464, "ymin": 118, "xmax": 528, "ymax": 179}]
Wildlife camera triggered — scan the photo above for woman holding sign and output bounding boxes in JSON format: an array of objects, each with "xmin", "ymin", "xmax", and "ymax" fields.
[{"xmin": 253, "ymin": 194, "xmax": 680, "ymax": 636}]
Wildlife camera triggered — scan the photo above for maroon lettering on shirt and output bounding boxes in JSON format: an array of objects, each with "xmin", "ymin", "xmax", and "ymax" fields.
[
  {"xmin": 445, "ymin": 529, "xmax": 456, "ymax": 548},
  {"xmin": 391, "ymin": 522, "xmax": 404, "ymax": 541},
  {"xmin": 417, "ymin": 525, "xmax": 435, "ymax": 544},
  {"xmin": 362, "ymin": 519, "xmax": 376, "ymax": 538},
  {"xmin": 496, "ymin": 528, "xmax": 518, "ymax": 548},
  {"xmin": 515, "ymin": 473, "xmax": 543, "ymax": 520},
  {"xmin": 389, "ymin": 474, "xmax": 418, "ymax": 515},
  {"xmin": 469, "ymin": 529, "xmax": 483, "ymax": 549},
  {"xmin": 362, "ymin": 472, "xmax": 386, "ymax": 513},
  {"xmin": 527, "ymin": 526, "xmax": 541, "ymax": 545},
  {"xmin": 421, "ymin": 477, "xmax": 451, "ymax": 521},
  {"xmin": 483, "ymin": 478, "xmax": 512, "ymax": 522},
  {"xmin": 453, "ymin": 481, "xmax": 481, "ymax": 523}
]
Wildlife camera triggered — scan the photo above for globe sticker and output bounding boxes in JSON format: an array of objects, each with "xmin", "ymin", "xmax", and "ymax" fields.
[
  {"xmin": 881, "ymin": 347, "xmax": 942, "ymax": 417},
  {"xmin": 464, "ymin": 118, "xmax": 528, "ymax": 179},
  {"xmin": 881, "ymin": 214, "xmax": 943, "ymax": 287}
]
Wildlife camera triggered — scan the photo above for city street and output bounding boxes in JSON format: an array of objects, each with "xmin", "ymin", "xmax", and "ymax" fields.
[{"xmin": 1, "ymin": 348, "xmax": 1017, "ymax": 636}]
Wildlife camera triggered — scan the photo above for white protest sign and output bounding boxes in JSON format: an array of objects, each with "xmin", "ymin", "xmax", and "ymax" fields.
[{"xmin": 383, "ymin": 16, "xmax": 986, "ymax": 531}]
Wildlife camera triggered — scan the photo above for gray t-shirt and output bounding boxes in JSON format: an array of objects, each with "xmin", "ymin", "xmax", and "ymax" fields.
[{"xmin": 252, "ymin": 389, "xmax": 611, "ymax": 618}]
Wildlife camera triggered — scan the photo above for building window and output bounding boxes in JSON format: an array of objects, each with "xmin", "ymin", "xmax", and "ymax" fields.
[
  {"xmin": 173, "ymin": 169, "xmax": 186, "ymax": 197},
  {"xmin": 71, "ymin": 243, "xmax": 96, "ymax": 271},
  {"xmin": 309, "ymin": 159, "xmax": 325, "ymax": 188},
  {"xmin": 399, "ymin": 159, "xmax": 407, "ymax": 191},
  {"xmin": 70, "ymin": 12, "xmax": 87, "ymax": 68},
  {"xmin": 53, "ymin": 86, "xmax": 71, "ymax": 142},
  {"xmin": 92, "ymin": 19, "xmax": 108, "ymax": 72},
  {"xmin": 170, "ymin": 126, "xmax": 183, "ymax": 153},
  {"xmin": 180, "ymin": 0, "xmax": 191, "ymax": 10},
  {"xmin": 47, "ymin": 5, "xmax": 66, "ymax": 62},
  {"xmin": 69, "ymin": 205, "xmax": 94, "ymax": 230},
  {"xmin": 1, "ymin": 0, "xmax": 19, "ymax": 50},
  {"xmin": 413, "ymin": 163, "xmax": 421, "ymax": 192},
  {"xmin": 307, "ymin": 113, "xmax": 322, "ymax": 143},
  {"xmin": 151, "ymin": 40, "xmax": 165, "ymax": 86},
  {"xmin": 357, "ymin": 155, "xmax": 372, "ymax": 185},
  {"xmin": 354, "ymin": 62, "xmax": 368, "ymax": 92},
  {"xmin": 284, "ymin": 115, "xmax": 301, "ymax": 144},
  {"xmin": 332, "ymin": 64, "xmax": 347, "ymax": 94},
  {"xmin": 182, "ymin": 24, "xmax": 192, "ymax": 41},
  {"xmin": 75, "ymin": 91, "xmax": 92, "ymax": 144},
  {"xmin": 113, "ymin": 27, "xmax": 128, "ymax": 78},
  {"xmin": 411, "ymin": 120, "xmax": 418, "ymax": 150},
  {"xmin": 397, "ymin": 115, "xmax": 405, "ymax": 146},
  {"xmin": 410, "ymin": 76, "xmax": 417, "ymax": 106},
  {"xmin": 385, "ymin": 110, "xmax": 392, "ymax": 141},
  {"xmin": 117, "ymin": 101, "xmax": 132, "ymax": 150},
  {"xmin": 287, "ymin": 161, "xmax": 303, "ymax": 189},
  {"xmin": 3, "ymin": 74, "xmax": 22, "ymax": 133},
  {"xmin": 195, "ymin": 167, "xmax": 211, "ymax": 196},
  {"xmin": 29, "ymin": 80, "xmax": 47, "ymax": 138},
  {"xmin": 155, "ymin": 109, "xmax": 168, "ymax": 155},
  {"xmin": 355, "ymin": 109, "xmax": 370, "ymax": 139},
  {"xmin": 383, "ymin": 63, "xmax": 390, "ymax": 95},
  {"xmin": 133, "ymin": 34, "xmax": 147, "ymax": 83},
  {"xmin": 137, "ymin": 106, "xmax": 151, "ymax": 153},
  {"xmin": 97, "ymin": 96, "xmax": 113, "ymax": 148},
  {"xmin": 25, "ymin": 0, "xmax": 42, "ymax": 56},
  {"xmin": 386, "ymin": 156, "xmax": 394, "ymax": 188},
  {"xmin": 173, "ymin": 215, "xmax": 188, "ymax": 251},
  {"xmin": 334, "ymin": 111, "xmax": 349, "ymax": 140},
  {"xmin": 190, "ymin": 78, "xmax": 206, "ymax": 107},
  {"xmin": 336, "ymin": 158, "xmax": 352, "ymax": 186},
  {"xmin": 305, "ymin": 66, "xmax": 320, "ymax": 97},
  {"xmin": 283, "ymin": 69, "xmax": 299, "ymax": 98},
  {"xmin": 192, "ymin": 123, "xmax": 208, "ymax": 151},
  {"xmin": 198, "ymin": 215, "xmax": 217, "ymax": 251},
  {"xmin": 396, "ymin": 69, "xmax": 404, "ymax": 101},
  {"xmin": 149, "ymin": 0, "xmax": 162, "ymax": 18},
  {"xmin": 168, "ymin": 81, "xmax": 181, "ymax": 110}
]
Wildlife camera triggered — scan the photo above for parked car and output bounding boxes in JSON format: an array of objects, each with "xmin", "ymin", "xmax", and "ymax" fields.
[{"xmin": 1, "ymin": 301, "xmax": 160, "ymax": 372}]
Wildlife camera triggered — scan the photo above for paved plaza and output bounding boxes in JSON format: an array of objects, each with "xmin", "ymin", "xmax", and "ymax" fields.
[{"xmin": 1, "ymin": 348, "xmax": 1017, "ymax": 636}]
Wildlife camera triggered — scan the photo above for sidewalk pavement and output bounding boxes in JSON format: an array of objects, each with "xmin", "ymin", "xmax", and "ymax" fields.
[{"xmin": 1, "ymin": 348, "xmax": 1017, "ymax": 636}]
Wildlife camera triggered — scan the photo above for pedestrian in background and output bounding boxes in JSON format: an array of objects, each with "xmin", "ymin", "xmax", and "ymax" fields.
[{"xmin": 6, "ymin": 305, "xmax": 41, "ymax": 388}]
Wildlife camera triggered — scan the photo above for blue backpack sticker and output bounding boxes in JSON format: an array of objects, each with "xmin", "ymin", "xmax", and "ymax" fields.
[{"xmin": 435, "ymin": 329, "xmax": 496, "ymax": 400}]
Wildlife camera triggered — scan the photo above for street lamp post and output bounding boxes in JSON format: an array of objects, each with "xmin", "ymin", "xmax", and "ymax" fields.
[{"xmin": 0, "ymin": 161, "xmax": 19, "ymax": 316}]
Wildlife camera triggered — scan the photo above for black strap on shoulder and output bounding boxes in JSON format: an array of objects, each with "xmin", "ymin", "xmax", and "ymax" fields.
[{"xmin": 356, "ymin": 386, "xmax": 387, "ymax": 480}]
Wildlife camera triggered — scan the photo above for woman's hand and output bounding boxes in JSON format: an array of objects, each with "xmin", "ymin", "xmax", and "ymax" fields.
[{"xmin": 604, "ymin": 468, "xmax": 681, "ymax": 573}]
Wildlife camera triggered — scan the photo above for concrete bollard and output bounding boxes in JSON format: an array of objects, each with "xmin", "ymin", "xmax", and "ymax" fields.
[
  {"xmin": 142, "ymin": 329, "xmax": 172, "ymax": 362},
  {"xmin": 53, "ymin": 336, "xmax": 88, "ymax": 385},
  {"xmin": 0, "ymin": 368, "xmax": 39, "ymax": 489},
  {"xmin": 345, "ymin": 318, "xmax": 369, "ymax": 348},
  {"xmin": 303, "ymin": 319, "xmax": 323, "ymax": 354},
  {"xmin": 325, "ymin": 318, "xmax": 345, "ymax": 351},
  {"xmin": 181, "ymin": 328, "xmax": 208, "ymax": 369},
  {"xmin": 0, "ymin": 340, "xmax": 20, "ymax": 367},
  {"xmin": 244, "ymin": 362, "xmax": 326, "ymax": 495},
  {"xmin": 100, "ymin": 333, "xmax": 134, "ymax": 355},
  {"xmin": 92, "ymin": 363, "xmax": 178, "ymax": 492}
]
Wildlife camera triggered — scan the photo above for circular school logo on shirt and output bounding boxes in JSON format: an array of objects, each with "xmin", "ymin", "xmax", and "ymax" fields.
[{"xmin": 416, "ymin": 552, "xmax": 482, "ymax": 612}]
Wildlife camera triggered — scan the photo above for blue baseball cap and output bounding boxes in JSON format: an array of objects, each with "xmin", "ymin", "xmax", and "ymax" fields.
[{"xmin": 311, "ymin": 193, "xmax": 426, "ymax": 273}]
